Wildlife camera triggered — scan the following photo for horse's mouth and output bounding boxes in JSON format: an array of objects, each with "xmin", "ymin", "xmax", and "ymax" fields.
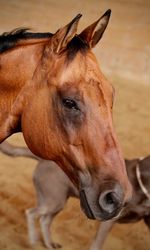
[{"xmin": 79, "ymin": 189, "xmax": 95, "ymax": 220}]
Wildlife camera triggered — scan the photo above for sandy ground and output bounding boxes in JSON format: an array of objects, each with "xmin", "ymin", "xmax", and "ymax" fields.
[{"xmin": 0, "ymin": 0, "xmax": 150, "ymax": 250}]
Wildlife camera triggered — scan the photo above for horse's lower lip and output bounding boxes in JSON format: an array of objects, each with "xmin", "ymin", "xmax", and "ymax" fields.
[
  {"xmin": 96, "ymin": 205, "xmax": 122, "ymax": 221},
  {"xmin": 79, "ymin": 189, "xmax": 95, "ymax": 220},
  {"xmin": 99, "ymin": 210, "xmax": 120, "ymax": 221}
]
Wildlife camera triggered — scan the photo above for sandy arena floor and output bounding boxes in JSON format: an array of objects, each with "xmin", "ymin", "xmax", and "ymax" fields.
[{"xmin": 0, "ymin": 0, "xmax": 150, "ymax": 250}]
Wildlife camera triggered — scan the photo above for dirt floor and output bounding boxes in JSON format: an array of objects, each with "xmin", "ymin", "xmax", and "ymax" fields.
[
  {"xmin": 0, "ymin": 78, "xmax": 150, "ymax": 250},
  {"xmin": 0, "ymin": 0, "xmax": 150, "ymax": 250}
]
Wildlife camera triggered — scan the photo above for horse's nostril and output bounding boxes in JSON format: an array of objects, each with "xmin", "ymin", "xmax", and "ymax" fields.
[
  {"xmin": 105, "ymin": 192, "xmax": 116, "ymax": 205},
  {"xmin": 99, "ymin": 189, "xmax": 122, "ymax": 215}
]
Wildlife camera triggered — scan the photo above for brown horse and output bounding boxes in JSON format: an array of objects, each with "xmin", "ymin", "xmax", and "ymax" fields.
[{"xmin": 0, "ymin": 10, "xmax": 132, "ymax": 220}]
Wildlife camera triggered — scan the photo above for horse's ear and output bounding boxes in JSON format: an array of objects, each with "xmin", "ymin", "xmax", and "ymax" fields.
[
  {"xmin": 79, "ymin": 9, "xmax": 111, "ymax": 48},
  {"xmin": 51, "ymin": 14, "xmax": 82, "ymax": 54}
]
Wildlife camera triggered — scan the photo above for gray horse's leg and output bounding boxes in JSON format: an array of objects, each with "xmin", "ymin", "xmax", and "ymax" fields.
[
  {"xmin": 25, "ymin": 207, "xmax": 40, "ymax": 245},
  {"xmin": 90, "ymin": 220, "xmax": 114, "ymax": 250},
  {"xmin": 40, "ymin": 213, "xmax": 62, "ymax": 249}
]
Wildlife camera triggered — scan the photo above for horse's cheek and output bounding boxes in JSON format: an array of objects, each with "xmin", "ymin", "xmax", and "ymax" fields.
[{"xmin": 21, "ymin": 98, "xmax": 64, "ymax": 160}]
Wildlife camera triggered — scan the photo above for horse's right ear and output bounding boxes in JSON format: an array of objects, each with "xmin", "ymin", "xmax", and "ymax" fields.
[
  {"xmin": 50, "ymin": 14, "xmax": 82, "ymax": 54},
  {"xmin": 79, "ymin": 9, "xmax": 111, "ymax": 48}
]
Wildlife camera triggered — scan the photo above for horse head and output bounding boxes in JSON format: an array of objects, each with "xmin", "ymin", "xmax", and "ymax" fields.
[{"xmin": 21, "ymin": 10, "xmax": 132, "ymax": 220}]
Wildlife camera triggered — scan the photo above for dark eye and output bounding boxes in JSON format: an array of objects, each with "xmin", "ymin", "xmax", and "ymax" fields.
[{"xmin": 62, "ymin": 98, "xmax": 79, "ymax": 111}]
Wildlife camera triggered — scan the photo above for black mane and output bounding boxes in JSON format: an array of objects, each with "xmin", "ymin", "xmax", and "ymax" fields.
[
  {"xmin": 0, "ymin": 28, "xmax": 89, "ymax": 59},
  {"xmin": 0, "ymin": 28, "xmax": 52, "ymax": 53}
]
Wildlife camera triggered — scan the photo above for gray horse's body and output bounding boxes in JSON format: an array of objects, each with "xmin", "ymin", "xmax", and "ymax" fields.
[{"xmin": 0, "ymin": 141, "xmax": 150, "ymax": 250}]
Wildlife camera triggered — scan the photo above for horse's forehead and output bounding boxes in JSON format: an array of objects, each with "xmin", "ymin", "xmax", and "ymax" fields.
[
  {"xmin": 49, "ymin": 51, "xmax": 113, "ymax": 104},
  {"xmin": 59, "ymin": 51, "xmax": 104, "ymax": 84}
]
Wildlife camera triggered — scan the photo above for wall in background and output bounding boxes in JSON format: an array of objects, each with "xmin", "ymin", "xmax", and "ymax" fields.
[{"xmin": 0, "ymin": 0, "xmax": 149, "ymax": 84}]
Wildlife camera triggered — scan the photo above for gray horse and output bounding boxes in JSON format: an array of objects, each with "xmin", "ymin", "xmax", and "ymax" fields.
[{"xmin": 0, "ymin": 141, "xmax": 150, "ymax": 250}]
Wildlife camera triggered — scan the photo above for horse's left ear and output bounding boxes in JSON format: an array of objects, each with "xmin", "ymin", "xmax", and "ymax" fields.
[
  {"xmin": 51, "ymin": 14, "xmax": 82, "ymax": 54},
  {"xmin": 79, "ymin": 9, "xmax": 111, "ymax": 48}
]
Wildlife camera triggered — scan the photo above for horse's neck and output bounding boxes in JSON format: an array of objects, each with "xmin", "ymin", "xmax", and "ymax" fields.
[{"xmin": 0, "ymin": 44, "xmax": 43, "ymax": 142}]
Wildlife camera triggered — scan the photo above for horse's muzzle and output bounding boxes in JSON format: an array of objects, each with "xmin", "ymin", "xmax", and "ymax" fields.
[{"xmin": 79, "ymin": 184, "xmax": 125, "ymax": 220}]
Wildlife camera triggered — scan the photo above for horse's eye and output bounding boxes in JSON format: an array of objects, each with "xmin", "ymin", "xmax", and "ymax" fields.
[{"xmin": 62, "ymin": 98, "xmax": 79, "ymax": 110}]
